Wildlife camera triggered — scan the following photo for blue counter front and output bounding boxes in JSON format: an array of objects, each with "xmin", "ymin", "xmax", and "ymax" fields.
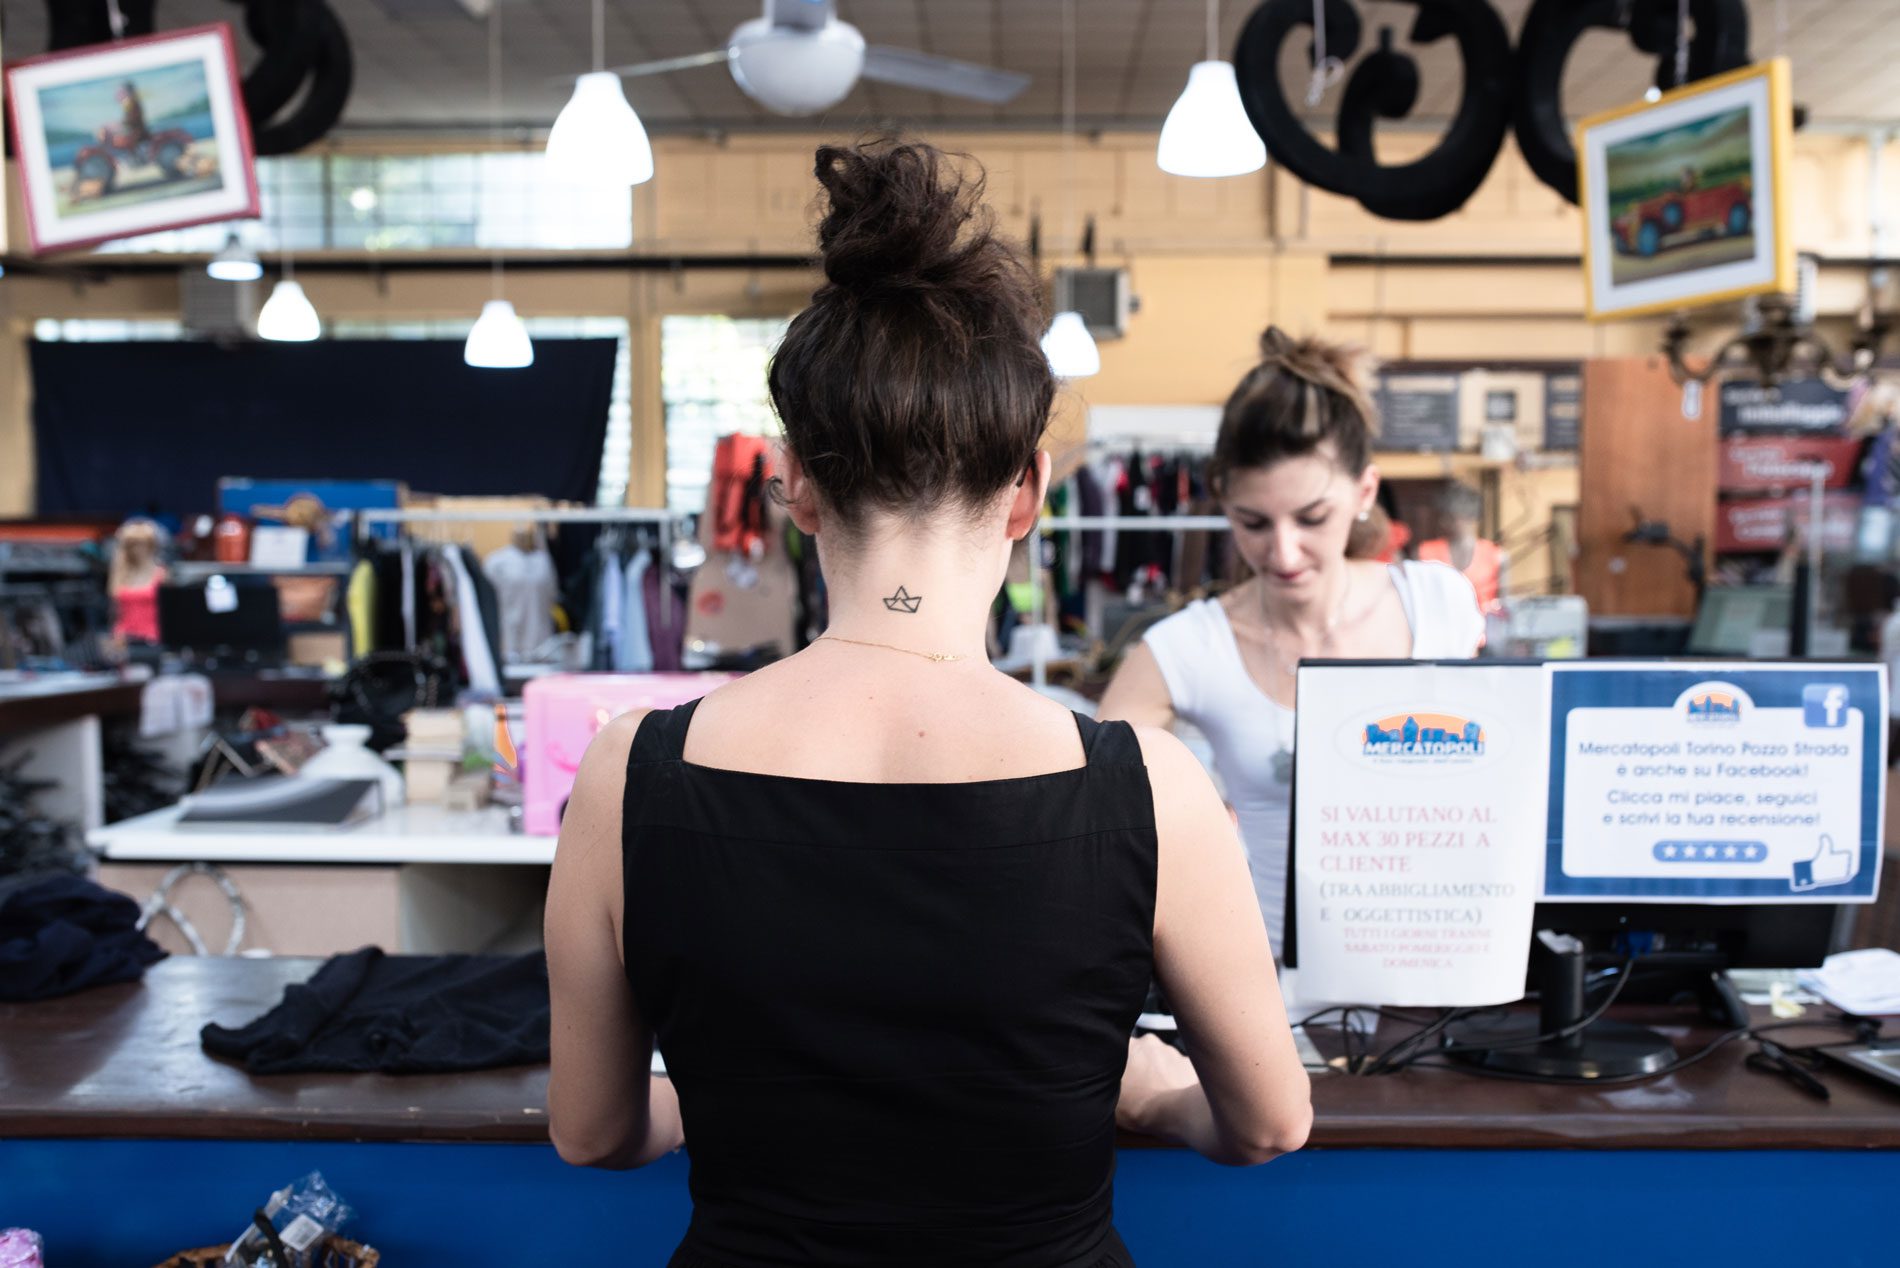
[{"xmin": 3, "ymin": 959, "xmax": 1897, "ymax": 1266}]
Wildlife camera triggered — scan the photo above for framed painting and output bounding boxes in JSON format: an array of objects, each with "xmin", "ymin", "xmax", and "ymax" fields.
[
  {"xmin": 1577, "ymin": 59, "xmax": 1794, "ymax": 321},
  {"xmin": 5, "ymin": 23, "xmax": 259, "ymax": 255}
]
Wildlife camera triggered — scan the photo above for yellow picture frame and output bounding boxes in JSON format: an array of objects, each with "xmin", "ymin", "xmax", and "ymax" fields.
[{"xmin": 1576, "ymin": 58, "xmax": 1794, "ymax": 322}]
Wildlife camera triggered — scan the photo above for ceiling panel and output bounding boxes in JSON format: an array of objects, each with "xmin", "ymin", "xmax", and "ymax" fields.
[{"xmin": 0, "ymin": 0, "xmax": 1895, "ymax": 138}]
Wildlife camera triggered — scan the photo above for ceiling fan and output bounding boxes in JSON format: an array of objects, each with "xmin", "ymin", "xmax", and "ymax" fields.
[{"xmin": 607, "ymin": 0, "xmax": 1032, "ymax": 117}]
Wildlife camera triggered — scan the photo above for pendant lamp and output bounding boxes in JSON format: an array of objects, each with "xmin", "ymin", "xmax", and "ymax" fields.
[
  {"xmin": 466, "ymin": 1, "xmax": 533, "ymax": 370},
  {"xmin": 1041, "ymin": 310, "xmax": 1102, "ymax": 378},
  {"xmin": 465, "ymin": 300, "xmax": 535, "ymax": 369},
  {"xmin": 547, "ymin": 0, "xmax": 653, "ymax": 186},
  {"xmin": 1157, "ymin": 0, "xmax": 1267, "ymax": 177},
  {"xmin": 1043, "ymin": 0, "xmax": 1099, "ymax": 380},
  {"xmin": 258, "ymin": 280, "xmax": 320, "ymax": 342},
  {"xmin": 207, "ymin": 231, "xmax": 262, "ymax": 282}
]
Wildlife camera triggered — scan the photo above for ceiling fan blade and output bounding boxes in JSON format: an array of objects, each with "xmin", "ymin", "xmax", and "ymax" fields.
[
  {"xmin": 859, "ymin": 46, "xmax": 1030, "ymax": 104},
  {"xmin": 604, "ymin": 49, "xmax": 733, "ymax": 80},
  {"xmin": 766, "ymin": 0, "xmax": 835, "ymax": 32}
]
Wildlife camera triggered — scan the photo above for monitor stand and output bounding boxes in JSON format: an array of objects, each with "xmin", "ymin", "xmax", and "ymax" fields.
[{"xmin": 1447, "ymin": 931, "xmax": 1676, "ymax": 1079}]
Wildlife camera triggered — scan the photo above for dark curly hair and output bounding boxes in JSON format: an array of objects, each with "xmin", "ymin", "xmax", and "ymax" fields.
[{"xmin": 768, "ymin": 137, "xmax": 1055, "ymax": 533}]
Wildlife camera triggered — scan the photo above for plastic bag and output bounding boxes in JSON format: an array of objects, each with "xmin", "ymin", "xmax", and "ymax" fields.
[
  {"xmin": 223, "ymin": 1172, "xmax": 354, "ymax": 1268},
  {"xmin": 0, "ymin": 1230, "xmax": 43, "ymax": 1268}
]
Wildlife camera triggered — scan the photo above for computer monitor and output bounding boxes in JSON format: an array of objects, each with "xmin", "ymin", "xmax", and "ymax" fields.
[
  {"xmin": 158, "ymin": 579, "xmax": 287, "ymax": 666},
  {"xmin": 1284, "ymin": 659, "xmax": 1868, "ymax": 1079},
  {"xmin": 1688, "ymin": 585, "xmax": 1793, "ymax": 657}
]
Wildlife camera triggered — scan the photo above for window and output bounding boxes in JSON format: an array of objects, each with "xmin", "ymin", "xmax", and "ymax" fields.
[
  {"xmin": 660, "ymin": 315, "xmax": 791, "ymax": 514},
  {"xmin": 96, "ymin": 151, "xmax": 633, "ymax": 255},
  {"xmin": 32, "ymin": 319, "xmax": 184, "ymax": 341}
]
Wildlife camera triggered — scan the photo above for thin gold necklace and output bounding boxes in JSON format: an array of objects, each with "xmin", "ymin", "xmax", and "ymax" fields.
[
  {"xmin": 815, "ymin": 634, "xmax": 972, "ymax": 663},
  {"xmin": 1233, "ymin": 570, "xmax": 1353, "ymax": 676}
]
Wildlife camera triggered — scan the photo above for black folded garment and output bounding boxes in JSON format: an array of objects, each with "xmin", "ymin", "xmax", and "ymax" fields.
[
  {"xmin": 0, "ymin": 872, "xmax": 166, "ymax": 1002},
  {"xmin": 201, "ymin": 946, "xmax": 550, "ymax": 1074}
]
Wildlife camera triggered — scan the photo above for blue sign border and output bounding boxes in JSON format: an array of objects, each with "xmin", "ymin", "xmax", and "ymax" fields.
[{"xmin": 1545, "ymin": 666, "xmax": 1882, "ymax": 900}]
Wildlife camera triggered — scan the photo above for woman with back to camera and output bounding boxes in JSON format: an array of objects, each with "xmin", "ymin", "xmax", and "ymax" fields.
[
  {"xmin": 1098, "ymin": 332, "xmax": 1486, "ymax": 960},
  {"xmin": 544, "ymin": 137, "xmax": 1311, "ymax": 1267}
]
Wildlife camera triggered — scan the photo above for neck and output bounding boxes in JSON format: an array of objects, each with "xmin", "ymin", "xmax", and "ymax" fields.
[
  {"xmin": 1259, "ymin": 561, "xmax": 1350, "ymax": 642},
  {"xmin": 818, "ymin": 524, "xmax": 1003, "ymax": 660}
]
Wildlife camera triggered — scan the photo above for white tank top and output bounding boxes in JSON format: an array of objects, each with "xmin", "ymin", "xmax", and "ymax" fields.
[{"xmin": 1142, "ymin": 561, "xmax": 1485, "ymax": 957}]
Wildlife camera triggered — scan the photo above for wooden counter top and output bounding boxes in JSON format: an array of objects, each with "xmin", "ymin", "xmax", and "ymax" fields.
[
  {"xmin": 3, "ymin": 957, "xmax": 1898, "ymax": 1147},
  {"xmin": 0, "ymin": 677, "xmax": 143, "ymax": 736}
]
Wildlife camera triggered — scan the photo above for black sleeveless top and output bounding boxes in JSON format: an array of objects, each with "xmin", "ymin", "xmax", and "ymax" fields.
[{"xmin": 621, "ymin": 700, "xmax": 1158, "ymax": 1268}]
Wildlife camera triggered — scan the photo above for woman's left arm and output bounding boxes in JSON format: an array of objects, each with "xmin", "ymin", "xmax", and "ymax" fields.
[{"xmin": 545, "ymin": 710, "xmax": 684, "ymax": 1169}]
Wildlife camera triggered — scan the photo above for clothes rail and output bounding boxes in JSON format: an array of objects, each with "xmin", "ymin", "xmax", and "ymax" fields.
[
  {"xmin": 1038, "ymin": 515, "xmax": 1231, "ymax": 531},
  {"xmin": 349, "ymin": 508, "xmax": 680, "ymax": 525}
]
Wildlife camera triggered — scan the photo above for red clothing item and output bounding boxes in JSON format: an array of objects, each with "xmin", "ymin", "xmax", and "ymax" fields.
[
  {"xmin": 113, "ymin": 568, "xmax": 166, "ymax": 643},
  {"xmin": 1418, "ymin": 538, "xmax": 1502, "ymax": 610}
]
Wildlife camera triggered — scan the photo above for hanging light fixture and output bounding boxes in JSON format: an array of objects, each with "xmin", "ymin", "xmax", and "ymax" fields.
[
  {"xmin": 257, "ymin": 280, "xmax": 320, "ymax": 342},
  {"xmin": 1043, "ymin": 0, "xmax": 1099, "ymax": 380},
  {"xmin": 257, "ymin": 238, "xmax": 320, "ymax": 342},
  {"xmin": 1158, "ymin": 0, "xmax": 1266, "ymax": 178},
  {"xmin": 467, "ymin": 0, "xmax": 533, "ymax": 370},
  {"xmin": 548, "ymin": 0, "xmax": 653, "ymax": 186},
  {"xmin": 207, "ymin": 231, "xmax": 262, "ymax": 282}
]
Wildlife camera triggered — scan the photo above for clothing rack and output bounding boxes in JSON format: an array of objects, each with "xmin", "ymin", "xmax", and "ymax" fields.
[{"xmin": 349, "ymin": 506, "xmax": 688, "ymax": 629}]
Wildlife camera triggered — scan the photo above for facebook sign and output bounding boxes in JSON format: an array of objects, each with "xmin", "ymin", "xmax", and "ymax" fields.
[{"xmin": 1804, "ymin": 683, "xmax": 1851, "ymax": 729}]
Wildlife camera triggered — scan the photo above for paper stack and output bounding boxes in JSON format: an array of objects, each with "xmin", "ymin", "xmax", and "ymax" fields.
[{"xmin": 1796, "ymin": 948, "xmax": 1900, "ymax": 1016}]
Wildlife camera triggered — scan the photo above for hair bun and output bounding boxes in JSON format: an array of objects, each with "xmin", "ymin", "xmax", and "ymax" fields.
[
  {"xmin": 1257, "ymin": 326, "xmax": 1372, "ymax": 401},
  {"xmin": 814, "ymin": 138, "xmax": 986, "ymax": 293}
]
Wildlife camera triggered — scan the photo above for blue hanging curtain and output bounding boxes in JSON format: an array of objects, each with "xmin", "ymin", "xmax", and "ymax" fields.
[{"xmin": 30, "ymin": 338, "xmax": 618, "ymax": 515}]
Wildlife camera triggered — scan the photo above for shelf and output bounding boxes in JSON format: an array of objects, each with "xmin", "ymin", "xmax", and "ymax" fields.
[{"xmin": 170, "ymin": 561, "xmax": 353, "ymax": 579}]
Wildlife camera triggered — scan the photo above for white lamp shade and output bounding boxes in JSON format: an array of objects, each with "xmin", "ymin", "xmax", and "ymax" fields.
[
  {"xmin": 207, "ymin": 233, "xmax": 262, "ymax": 282},
  {"xmin": 1157, "ymin": 60, "xmax": 1267, "ymax": 178},
  {"xmin": 1041, "ymin": 310, "xmax": 1101, "ymax": 379},
  {"xmin": 464, "ymin": 300, "xmax": 535, "ymax": 369},
  {"xmin": 257, "ymin": 280, "xmax": 321, "ymax": 342},
  {"xmin": 546, "ymin": 71, "xmax": 655, "ymax": 186}
]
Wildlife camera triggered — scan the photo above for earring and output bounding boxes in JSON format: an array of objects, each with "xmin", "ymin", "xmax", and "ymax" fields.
[{"xmin": 1356, "ymin": 510, "xmax": 1370, "ymax": 523}]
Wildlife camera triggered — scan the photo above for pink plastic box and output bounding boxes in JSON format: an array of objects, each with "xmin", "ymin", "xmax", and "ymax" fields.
[{"xmin": 522, "ymin": 672, "xmax": 737, "ymax": 836}]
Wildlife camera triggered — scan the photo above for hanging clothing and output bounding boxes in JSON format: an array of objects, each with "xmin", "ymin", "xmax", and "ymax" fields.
[
  {"xmin": 400, "ymin": 539, "xmax": 418, "ymax": 649},
  {"xmin": 595, "ymin": 549, "xmax": 625, "ymax": 672},
  {"xmin": 441, "ymin": 546, "xmax": 502, "ymax": 694},
  {"xmin": 621, "ymin": 701, "xmax": 1152, "ymax": 1268},
  {"xmin": 1139, "ymin": 562, "xmax": 1485, "ymax": 955},
  {"xmin": 1417, "ymin": 537, "xmax": 1504, "ymax": 611},
  {"xmin": 644, "ymin": 560, "xmax": 685, "ymax": 673},
  {"xmin": 112, "ymin": 568, "xmax": 165, "ymax": 644},
  {"xmin": 347, "ymin": 556, "xmax": 377, "ymax": 656},
  {"xmin": 615, "ymin": 549, "xmax": 655, "ymax": 672},
  {"xmin": 711, "ymin": 434, "xmax": 774, "ymax": 556},
  {"xmin": 483, "ymin": 544, "xmax": 558, "ymax": 661}
]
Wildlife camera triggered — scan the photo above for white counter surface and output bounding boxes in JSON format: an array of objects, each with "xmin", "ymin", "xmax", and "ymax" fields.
[{"xmin": 88, "ymin": 802, "xmax": 557, "ymax": 865}]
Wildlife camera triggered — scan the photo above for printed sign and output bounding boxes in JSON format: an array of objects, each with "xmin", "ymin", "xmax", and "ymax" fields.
[
  {"xmin": 1546, "ymin": 663, "xmax": 1884, "ymax": 901},
  {"xmin": 1719, "ymin": 436, "xmax": 1862, "ymax": 493},
  {"xmin": 1715, "ymin": 493, "xmax": 1860, "ymax": 553},
  {"xmin": 1377, "ymin": 374, "xmax": 1462, "ymax": 452},
  {"xmin": 1718, "ymin": 377, "xmax": 1851, "ymax": 434},
  {"xmin": 1293, "ymin": 664, "xmax": 1547, "ymax": 1006},
  {"xmin": 1543, "ymin": 371, "xmax": 1582, "ymax": 451}
]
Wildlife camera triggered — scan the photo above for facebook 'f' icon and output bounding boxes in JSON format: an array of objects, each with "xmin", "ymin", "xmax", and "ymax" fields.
[{"xmin": 1803, "ymin": 683, "xmax": 1850, "ymax": 728}]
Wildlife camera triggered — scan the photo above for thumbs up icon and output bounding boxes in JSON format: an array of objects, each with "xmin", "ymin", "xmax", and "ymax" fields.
[{"xmin": 1791, "ymin": 834, "xmax": 1858, "ymax": 891}]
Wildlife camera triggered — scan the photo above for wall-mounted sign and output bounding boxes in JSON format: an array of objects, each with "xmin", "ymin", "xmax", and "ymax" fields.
[
  {"xmin": 1719, "ymin": 378, "xmax": 1851, "ymax": 434},
  {"xmin": 1718, "ymin": 436, "xmax": 1863, "ymax": 493},
  {"xmin": 1378, "ymin": 374, "xmax": 1462, "ymax": 453},
  {"xmin": 1544, "ymin": 371, "xmax": 1582, "ymax": 451},
  {"xmin": 1715, "ymin": 493, "xmax": 1860, "ymax": 553}
]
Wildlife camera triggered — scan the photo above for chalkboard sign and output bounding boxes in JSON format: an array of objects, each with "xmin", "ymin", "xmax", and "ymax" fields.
[
  {"xmin": 1544, "ymin": 370, "xmax": 1582, "ymax": 451},
  {"xmin": 1719, "ymin": 378, "xmax": 1850, "ymax": 434},
  {"xmin": 1377, "ymin": 374, "xmax": 1461, "ymax": 452}
]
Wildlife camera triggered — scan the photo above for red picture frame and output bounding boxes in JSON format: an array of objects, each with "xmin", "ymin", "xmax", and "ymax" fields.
[{"xmin": 5, "ymin": 22, "xmax": 260, "ymax": 255}]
